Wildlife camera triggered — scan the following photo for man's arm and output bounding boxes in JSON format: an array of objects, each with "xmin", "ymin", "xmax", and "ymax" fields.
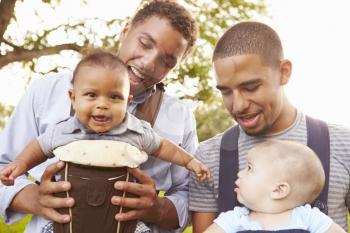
[
  {"xmin": 0, "ymin": 140, "xmax": 46, "ymax": 185},
  {"xmin": 193, "ymin": 212, "xmax": 217, "ymax": 233},
  {"xmin": 0, "ymin": 73, "xmax": 72, "ymax": 224},
  {"xmin": 0, "ymin": 85, "xmax": 70, "ymax": 221},
  {"xmin": 9, "ymin": 161, "xmax": 74, "ymax": 223},
  {"xmin": 0, "ymin": 79, "xmax": 43, "ymax": 223},
  {"xmin": 203, "ymin": 223, "xmax": 225, "ymax": 233}
]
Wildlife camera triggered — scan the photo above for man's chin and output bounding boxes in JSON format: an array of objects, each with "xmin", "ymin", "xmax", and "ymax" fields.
[
  {"xmin": 131, "ymin": 84, "xmax": 155, "ymax": 97},
  {"xmin": 130, "ymin": 89, "xmax": 146, "ymax": 98},
  {"xmin": 241, "ymin": 125, "xmax": 270, "ymax": 137}
]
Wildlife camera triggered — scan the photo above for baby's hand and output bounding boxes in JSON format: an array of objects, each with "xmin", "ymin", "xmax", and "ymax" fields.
[
  {"xmin": 0, "ymin": 161, "xmax": 26, "ymax": 186},
  {"xmin": 186, "ymin": 158, "xmax": 211, "ymax": 182}
]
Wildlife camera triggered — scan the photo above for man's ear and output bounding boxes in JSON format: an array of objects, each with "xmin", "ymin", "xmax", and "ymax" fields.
[
  {"xmin": 120, "ymin": 22, "xmax": 131, "ymax": 43},
  {"xmin": 68, "ymin": 89, "xmax": 76, "ymax": 109},
  {"xmin": 127, "ymin": 95, "xmax": 133, "ymax": 105},
  {"xmin": 270, "ymin": 182, "xmax": 290, "ymax": 200},
  {"xmin": 279, "ymin": 59, "xmax": 292, "ymax": 86}
]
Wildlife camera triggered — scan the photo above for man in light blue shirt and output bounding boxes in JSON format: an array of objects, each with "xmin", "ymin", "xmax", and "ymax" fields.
[{"xmin": 0, "ymin": 1, "xmax": 198, "ymax": 233}]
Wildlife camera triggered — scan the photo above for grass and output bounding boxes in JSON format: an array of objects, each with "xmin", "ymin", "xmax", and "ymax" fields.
[{"xmin": 0, "ymin": 215, "xmax": 31, "ymax": 233}]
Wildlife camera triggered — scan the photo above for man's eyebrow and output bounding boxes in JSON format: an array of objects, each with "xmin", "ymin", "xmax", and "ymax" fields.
[
  {"xmin": 140, "ymin": 32, "xmax": 177, "ymax": 64},
  {"xmin": 216, "ymin": 85, "xmax": 228, "ymax": 91},
  {"xmin": 141, "ymin": 32, "xmax": 156, "ymax": 45},
  {"xmin": 239, "ymin": 79, "xmax": 261, "ymax": 86},
  {"xmin": 216, "ymin": 79, "xmax": 261, "ymax": 90}
]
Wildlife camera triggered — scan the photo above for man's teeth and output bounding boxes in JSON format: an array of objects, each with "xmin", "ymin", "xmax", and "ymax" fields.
[
  {"xmin": 130, "ymin": 66, "xmax": 145, "ymax": 80},
  {"xmin": 242, "ymin": 113, "xmax": 258, "ymax": 120},
  {"xmin": 243, "ymin": 115, "xmax": 255, "ymax": 120}
]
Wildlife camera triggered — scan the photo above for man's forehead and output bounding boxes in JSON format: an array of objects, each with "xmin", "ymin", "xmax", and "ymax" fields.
[
  {"xmin": 214, "ymin": 54, "xmax": 263, "ymax": 70},
  {"xmin": 134, "ymin": 16, "xmax": 187, "ymax": 49}
]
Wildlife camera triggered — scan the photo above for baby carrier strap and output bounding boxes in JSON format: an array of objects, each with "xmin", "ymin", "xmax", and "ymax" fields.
[
  {"xmin": 135, "ymin": 83, "xmax": 164, "ymax": 196},
  {"xmin": 218, "ymin": 125, "xmax": 240, "ymax": 213},
  {"xmin": 135, "ymin": 83, "xmax": 165, "ymax": 127},
  {"xmin": 218, "ymin": 116, "xmax": 330, "ymax": 214},
  {"xmin": 306, "ymin": 116, "xmax": 330, "ymax": 214}
]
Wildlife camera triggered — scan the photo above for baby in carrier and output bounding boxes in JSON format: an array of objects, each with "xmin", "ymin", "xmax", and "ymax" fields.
[
  {"xmin": 0, "ymin": 51, "xmax": 210, "ymax": 233},
  {"xmin": 204, "ymin": 140, "xmax": 345, "ymax": 233}
]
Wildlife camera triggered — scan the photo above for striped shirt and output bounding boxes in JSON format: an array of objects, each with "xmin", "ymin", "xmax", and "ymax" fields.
[{"xmin": 189, "ymin": 111, "xmax": 350, "ymax": 231}]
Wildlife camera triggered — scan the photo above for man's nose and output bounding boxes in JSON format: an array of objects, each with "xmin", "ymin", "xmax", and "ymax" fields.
[
  {"xmin": 232, "ymin": 91, "xmax": 249, "ymax": 114},
  {"xmin": 141, "ymin": 49, "xmax": 158, "ymax": 73}
]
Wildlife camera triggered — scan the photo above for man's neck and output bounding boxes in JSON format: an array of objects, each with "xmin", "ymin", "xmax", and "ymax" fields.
[
  {"xmin": 131, "ymin": 86, "xmax": 155, "ymax": 104},
  {"xmin": 269, "ymin": 97, "xmax": 297, "ymax": 135}
]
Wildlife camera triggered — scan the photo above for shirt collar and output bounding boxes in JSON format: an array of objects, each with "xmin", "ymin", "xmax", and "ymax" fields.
[
  {"xmin": 130, "ymin": 86, "xmax": 155, "ymax": 104},
  {"xmin": 61, "ymin": 117, "xmax": 84, "ymax": 134},
  {"xmin": 62, "ymin": 112, "xmax": 145, "ymax": 135},
  {"xmin": 106, "ymin": 112, "xmax": 145, "ymax": 135}
]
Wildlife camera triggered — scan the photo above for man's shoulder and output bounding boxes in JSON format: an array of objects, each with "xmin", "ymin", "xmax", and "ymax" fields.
[
  {"xmin": 327, "ymin": 122, "xmax": 350, "ymax": 134},
  {"xmin": 28, "ymin": 72, "xmax": 72, "ymax": 97},
  {"xmin": 200, "ymin": 133, "xmax": 224, "ymax": 147},
  {"xmin": 161, "ymin": 94, "xmax": 193, "ymax": 112},
  {"xmin": 327, "ymin": 122, "xmax": 350, "ymax": 146},
  {"xmin": 305, "ymin": 115, "xmax": 350, "ymax": 148},
  {"xmin": 196, "ymin": 133, "xmax": 224, "ymax": 159},
  {"xmin": 158, "ymin": 94, "xmax": 196, "ymax": 124},
  {"xmin": 31, "ymin": 72, "xmax": 72, "ymax": 87}
]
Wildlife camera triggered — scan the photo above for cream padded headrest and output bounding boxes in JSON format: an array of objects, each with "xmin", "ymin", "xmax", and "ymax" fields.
[{"xmin": 53, "ymin": 140, "xmax": 148, "ymax": 168}]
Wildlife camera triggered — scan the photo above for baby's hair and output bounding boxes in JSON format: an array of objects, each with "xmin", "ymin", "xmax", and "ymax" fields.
[
  {"xmin": 72, "ymin": 49, "xmax": 128, "ymax": 84},
  {"xmin": 253, "ymin": 140, "xmax": 325, "ymax": 204},
  {"xmin": 213, "ymin": 21, "xmax": 283, "ymax": 68}
]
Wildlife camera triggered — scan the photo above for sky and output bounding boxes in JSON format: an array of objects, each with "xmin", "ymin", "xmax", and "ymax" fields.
[
  {"xmin": 263, "ymin": 0, "xmax": 350, "ymax": 127},
  {"xmin": 1, "ymin": 0, "xmax": 350, "ymax": 127}
]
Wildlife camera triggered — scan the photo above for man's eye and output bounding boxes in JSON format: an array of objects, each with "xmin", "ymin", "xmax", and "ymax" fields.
[
  {"xmin": 139, "ymin": 38, "xmax": 152, "ymax": 49},
  {"xmin": 244, "ymin": 85, "xmax": 259, "ymax": 92},
  {"xmin": 220, "ymin": 90, "xmax": 232, "ymax": 96}
]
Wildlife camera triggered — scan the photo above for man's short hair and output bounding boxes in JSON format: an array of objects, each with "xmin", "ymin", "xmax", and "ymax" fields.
[
  {"xmin": 131, "ymin": 0, "xmax": 198, "ymax": 56},
  {"xmin": 72, "ymin": 50, "xmax": 128, "ymax": 84},
  {"xmin": 213, "ymin": 21, "xmax": 283, "ymax": 67}
]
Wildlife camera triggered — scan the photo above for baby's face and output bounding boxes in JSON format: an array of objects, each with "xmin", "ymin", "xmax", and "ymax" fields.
[
  {"xmin": 70, "ymin": 66, "xmax": 132, "ymax": 133},
  {"xmin": 235, "ymin": 148, "xmax": 280, "ymax": 210}
]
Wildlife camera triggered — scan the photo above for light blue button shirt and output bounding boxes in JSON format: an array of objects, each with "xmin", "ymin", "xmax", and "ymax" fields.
[
  {"xmin": 0, "ymin": 72, "xmax": 198, "ymax": 233},
  {"xmin": 37, "ymin": 113, "xmax": 161, "ymax": 157}
]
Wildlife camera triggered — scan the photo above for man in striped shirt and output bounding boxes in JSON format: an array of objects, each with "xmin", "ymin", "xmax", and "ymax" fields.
[{"xmin": 189, "ymin": 21, "xmax": 350, "ymax": 233}]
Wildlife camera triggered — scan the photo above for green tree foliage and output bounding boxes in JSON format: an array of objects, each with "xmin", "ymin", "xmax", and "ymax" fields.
[
  {"xmin": 0, "ymin": 103, "xmax": 14, "ymax": 129},
  {"xmin": 0, "ymin": 0, "xmax": 266, "ymax": 138}
]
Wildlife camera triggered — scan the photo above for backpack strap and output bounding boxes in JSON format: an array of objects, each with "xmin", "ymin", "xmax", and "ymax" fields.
[
  {"xmin": 135, "ymin": 83, "xmax": 165, "ymax": 127},
  {"xmin": 306, "ymin": 116, "xmax": 330, "ymax": 214},
  {"xmin": 218, "ymin": 125, "xmax": 240, "ymax": 213}
]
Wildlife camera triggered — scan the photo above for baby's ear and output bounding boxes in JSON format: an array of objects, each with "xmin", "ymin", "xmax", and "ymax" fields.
[
  {"xmin": 68, "ymin": 89, "xmax": 76, "ymax": 109},
  {"xmin": 127, "ymin": 95, "xmax": 133, "ymax": 105},
  {"xmin": 270, "ymin": 182, "xmax": 290, "ymax": 200}
]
